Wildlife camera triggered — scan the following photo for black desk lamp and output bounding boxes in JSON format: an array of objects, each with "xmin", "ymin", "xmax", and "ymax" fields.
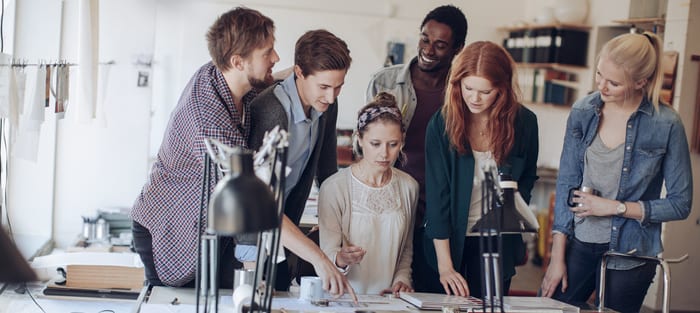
[
  {"xmin": 196, "ymin": 140, "xmax": 279, "ymax": 313},
  {"xmin": 471, "ymin": 166, "xmax": 538, "ymax": 313},
  {"xmin": 197, "ymin": 128, "xmax": 288, "ymax": 313}
]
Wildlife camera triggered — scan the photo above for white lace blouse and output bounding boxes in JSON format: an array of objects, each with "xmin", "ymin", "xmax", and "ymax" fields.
[{"xmin": 318, "ymin": 167, "xmax": 418, "ymax": 294}]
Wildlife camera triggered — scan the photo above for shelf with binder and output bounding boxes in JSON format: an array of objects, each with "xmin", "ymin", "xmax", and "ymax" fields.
[
  {"xmin": 515, "ymin": 62, "xmax": 587, "ymax": 73},
  {"xmin": 612, "ymin": 17, "xmax": 665, "ymax": 34},
  {"xmin": 518, "ymin": 67, "xmax": 579, "ymax": 107},
  {"xmin": 502, "ymin": 24, "xmax": 590, "ymax": 67}
]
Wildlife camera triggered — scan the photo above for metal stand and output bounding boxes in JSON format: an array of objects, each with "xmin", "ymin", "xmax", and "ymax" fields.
[
  {"xmin": 598, "ymin": 251, "xmax": 688, "ymax": 313},
  {"xmin": 194, "ymin": 128, "xmax": 288, "ymax": 313},
  {"xmin": 473, "ymin": 166, "xmax": 537, "ymax": 312},
  {"xmin": 477, "ymin": 167, "xmax": 505, "ymax": 313},
  {"xmin": 195, "ymin": 153, "xmax": 219, "ymax": 313},
  {"xmin": 249, "ymin": 127, "xmax": 288, "ymax": 313},
  {"xmin": 249, "ymin": 144, "xmax": 287, "ymax": 313}
]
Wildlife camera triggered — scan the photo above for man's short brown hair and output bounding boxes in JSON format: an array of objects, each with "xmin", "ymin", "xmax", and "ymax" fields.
[
  {"xmin": 294, "ymin": 29, "xmax": 352, "ymax": 77},
  {"xmin": 206, "ymin": 7, "xmax": 275, "ymax": 72}
]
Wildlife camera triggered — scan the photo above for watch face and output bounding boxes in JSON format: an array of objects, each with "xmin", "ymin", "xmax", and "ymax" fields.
[{"xmin": 617, "ymin": 202, "xmax": 626, "ymax": 215}]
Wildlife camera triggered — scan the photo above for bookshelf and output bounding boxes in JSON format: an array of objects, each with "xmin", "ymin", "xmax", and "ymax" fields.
[
  {"xmin": 612, "ymin": 17, "xmax": 665, "ymax": 34},
  {"xmin": 497, "ymin": 22, "xmax": 591, "ymax": 32},
  {"xmin": 516, "ymin": 63, "xmax": 587, "ymax": 107},
  {"xmin": 501, "ymin": 24, "xmax": 590, "ymax": 107}
]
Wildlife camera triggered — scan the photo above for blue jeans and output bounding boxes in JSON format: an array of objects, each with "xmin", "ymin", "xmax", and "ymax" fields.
[{"xmin": 552, "ymin": 236, "xmax": 656, "ymax": 313}]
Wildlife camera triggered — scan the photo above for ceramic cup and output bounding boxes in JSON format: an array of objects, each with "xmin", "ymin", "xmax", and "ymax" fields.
[
  {"xmin": 299, "ymin": 276, "xmax": 324, "ymax": 301},
  {"xmin": 233, "ymin": 269, "xmax": 256, "ymax": 291}
]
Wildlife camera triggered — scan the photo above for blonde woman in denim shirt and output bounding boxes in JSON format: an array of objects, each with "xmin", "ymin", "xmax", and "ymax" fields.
[{"xmin": 541, "ymin": 32, "xmax": 692, "ymax": 313}]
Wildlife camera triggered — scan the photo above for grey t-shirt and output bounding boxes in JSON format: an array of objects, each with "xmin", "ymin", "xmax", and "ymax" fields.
[{"xmin": 574, "ymin": 134, "xmax": 624, "ymax": 243}]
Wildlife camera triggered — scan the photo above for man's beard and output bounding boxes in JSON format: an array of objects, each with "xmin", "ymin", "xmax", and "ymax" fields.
[{"xmin": 248, "ymin": 73, "xmax": 273, "ymax": 90}]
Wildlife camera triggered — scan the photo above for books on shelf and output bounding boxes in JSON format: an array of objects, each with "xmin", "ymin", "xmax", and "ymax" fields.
[
  {"xmin": 517, "ymin": 67, "xmax": 578, "ymax": 106},
  {"xmin": 504, "ymin": 26, "xmax": 588, "ymax": 66}
]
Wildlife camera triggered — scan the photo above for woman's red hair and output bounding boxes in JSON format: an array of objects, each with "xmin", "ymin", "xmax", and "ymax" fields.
[{"xmin": 441, "ymin": 41, "xmax": 521, "ymax": 164}]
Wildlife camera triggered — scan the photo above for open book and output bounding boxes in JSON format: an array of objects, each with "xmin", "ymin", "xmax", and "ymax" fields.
[
  {"xmin": 399, "ymin": 292, "xmax": 492, "ymax": 310},
  {"xmin": 399, "ymin": 292, "xmax": 579, "ymax": 313}
]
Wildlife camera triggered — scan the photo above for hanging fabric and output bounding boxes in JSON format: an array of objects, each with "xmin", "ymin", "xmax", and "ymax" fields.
[
  {"xmin": 53, "ymin": 64, "xmax": 70, "ymax": 119},
  {"xmin": 14, "ymin": 64, "xmax": 46, "ymax": 161},
  {"xmin": 9, "ymin": 65, "xmax": 28, "ymax": 141},
  {"xmin": 76, "ymin": 0, "xmax": 99, "ymax": 122}
]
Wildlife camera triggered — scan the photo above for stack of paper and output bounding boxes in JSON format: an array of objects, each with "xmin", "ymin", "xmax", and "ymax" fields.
[{"xmin": 399, "ymin": 292, "xmax": 488, "ymax": 310}]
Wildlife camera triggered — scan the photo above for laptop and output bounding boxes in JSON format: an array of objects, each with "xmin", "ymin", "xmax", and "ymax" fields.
[{"xmin": 0, "ymin": 226, "xmax": 38, "ymax": 283}]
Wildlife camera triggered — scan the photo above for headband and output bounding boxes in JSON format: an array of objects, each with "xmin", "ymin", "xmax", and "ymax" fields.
[
  {"xmin": 642, "ymin": 33, "xmax": 654, "ymax": 45},
  {"xmin": 357, "ymin": 106, "xmax": 403, "ymax": 131}
]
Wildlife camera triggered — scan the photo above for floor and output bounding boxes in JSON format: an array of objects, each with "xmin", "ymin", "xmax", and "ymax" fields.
[
  {"xmin": 510, "ymin": 236, "xmax": 545, "ymax": 296},
  {"xmin": 510, "ymin": 255, "xmax": 545, "ymax": 295}
]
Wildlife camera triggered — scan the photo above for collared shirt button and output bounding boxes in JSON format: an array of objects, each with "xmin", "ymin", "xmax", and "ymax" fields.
[
  {"xmin": 623, "ymin": 167, "xmax": 628, "ymax": 172},
  {"xmin": 627, "ymin": 124, "xmax": 632, "ymax": 128},
  {"xmin": 626, "ymin": 146, "xmax": 631, "ymax": 150},
  {"xmin": 612, "ymin": 226, "xmax": 617, "ymax": 230}
]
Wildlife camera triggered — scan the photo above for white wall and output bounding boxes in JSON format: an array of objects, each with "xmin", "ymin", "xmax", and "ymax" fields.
[
  {"xmin": 6, "ymin": 0, "xmax": 61, "ymax": 244},
  {"xmin": 50, "ymin": 0, "xmax": 156, "ymax": 247},
  {"xmin": 7, "ymin": 0, "xmax": 156, "ymax": 247},
  {"xmin": 150, "ymin": 0, "xmax": 526, "ymax": 155}
]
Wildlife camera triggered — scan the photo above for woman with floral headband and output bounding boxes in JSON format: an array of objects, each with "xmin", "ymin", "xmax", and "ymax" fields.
[{"xmin": 319, "ymin": 92, "xmax": 419, "ymax": 295}]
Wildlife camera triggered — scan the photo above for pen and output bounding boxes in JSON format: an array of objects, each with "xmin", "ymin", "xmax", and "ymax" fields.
[{"xmin": 342, "ymin": 232, "xmax": 351, "ymax": 247}]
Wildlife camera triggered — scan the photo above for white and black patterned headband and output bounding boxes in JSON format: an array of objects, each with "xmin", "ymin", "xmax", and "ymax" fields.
[{"xmin": 357, "ymin": 106, "xmax": 403, "ymax": 131}]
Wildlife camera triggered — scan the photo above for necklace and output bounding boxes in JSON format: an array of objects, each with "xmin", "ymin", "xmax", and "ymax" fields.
[
  {"xmin": 473, "ymin": 125, "xmax": 488, "ymax": 137},
  {"xmin": 353, "ymin": 163, "xmax": 390, "ymax": 187}
]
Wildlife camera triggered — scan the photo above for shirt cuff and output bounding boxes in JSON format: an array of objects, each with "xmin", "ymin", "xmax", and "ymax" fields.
[
  {"xmin": 637, "ymin": 201, "xmax": 646, "ymax": 226},
  {"xmin": 333, "ymin": 252, "xmax": 350, "ymax": 275}
]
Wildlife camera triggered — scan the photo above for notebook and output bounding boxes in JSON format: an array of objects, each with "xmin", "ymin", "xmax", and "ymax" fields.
[
  {"xmin": 399, "ymin": 292, "xmax": 491, "ymax": 310},
  {"xmin": 42, "ymin": 278, "xmax": 141, "ymax": 300}
]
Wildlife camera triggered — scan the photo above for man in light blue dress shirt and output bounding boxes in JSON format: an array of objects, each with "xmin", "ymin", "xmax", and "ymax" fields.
[{"xmin": 240, "ymin": 29, "xmax": 354, "ymax": 296}]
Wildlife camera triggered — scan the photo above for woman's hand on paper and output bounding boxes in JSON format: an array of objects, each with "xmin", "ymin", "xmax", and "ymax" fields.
[
  {"xmin": 313, "ymin": 257, "xmax": 358, "ymax": 304},
  {"xmin": 382, "ymin": 281, "xmax": 413, "ymax": 297},
  {"xmin": 438, "ymin": 268, "xmax": 470, "ymax": 297}
]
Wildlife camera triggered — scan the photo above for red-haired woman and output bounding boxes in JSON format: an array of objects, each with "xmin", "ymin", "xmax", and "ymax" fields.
[{"xmin": 424, "ymin": 41, "xmax": 539, "ymax": 297}]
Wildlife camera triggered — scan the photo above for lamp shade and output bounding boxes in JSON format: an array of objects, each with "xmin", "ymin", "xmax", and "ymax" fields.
[
  {"xmin": 208, "ymin": 148, "xmax": 278, "ymax": 235},
  {"xmin": 471, "ymin": 174, "xmax": 538, "ymax": 233}
]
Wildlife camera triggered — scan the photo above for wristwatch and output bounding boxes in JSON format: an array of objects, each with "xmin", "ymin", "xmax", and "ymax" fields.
[{"xmin": 616, "ymin": 202, "xmax": 627, "ymax": 216}]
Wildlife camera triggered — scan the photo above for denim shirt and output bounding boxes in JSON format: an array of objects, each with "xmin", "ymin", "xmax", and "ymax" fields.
[
  {"xmin": 553, "ymin": 91, "xmax": 692, "ymax": 269},
  {"xmin": 366, "ymin": 57, "xmax": 419, "ymax": 129}
]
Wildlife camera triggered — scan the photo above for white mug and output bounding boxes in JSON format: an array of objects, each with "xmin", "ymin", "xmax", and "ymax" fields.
[{"xmin": 299, "ymin": 276, "xmax": 324, "ymax": 301}]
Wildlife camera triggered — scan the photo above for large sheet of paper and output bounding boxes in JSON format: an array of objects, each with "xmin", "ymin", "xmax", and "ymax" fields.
[{"xmin": 272, "ymin": 294, "xmax": 415, "ymax": 312}]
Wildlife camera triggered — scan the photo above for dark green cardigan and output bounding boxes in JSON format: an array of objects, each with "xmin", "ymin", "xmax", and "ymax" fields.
[{"xmin": 423, "ymin": 106, "xmax": 539, "ymax": 279}]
